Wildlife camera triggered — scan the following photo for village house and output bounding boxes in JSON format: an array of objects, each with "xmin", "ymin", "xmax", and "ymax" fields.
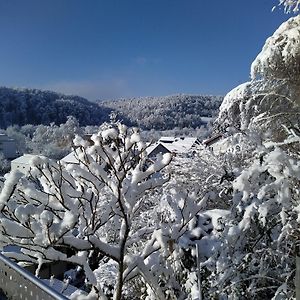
[
  {"xmin": 60, "ymin": 151, "xmax": 80, "ymax": 165},
  {"xmin": 202, "ymin": 134, "xmax": 229, "ymax": 154},
  {"xmin": 147, "ymin": 136, "xmax": 201, "ymax": 157},
  {"xmin": 10, "ymin": 154, "xmax": 44, "ymax": 175}
]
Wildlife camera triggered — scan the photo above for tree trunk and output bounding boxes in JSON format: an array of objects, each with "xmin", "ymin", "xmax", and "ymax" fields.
[
  {"xmin": 114, "ymin": 260, "xmax": 124, "ymax": 300},
  {"xmin": 113, "ymin": 226, "xmax": 130, "ymax": 300}
]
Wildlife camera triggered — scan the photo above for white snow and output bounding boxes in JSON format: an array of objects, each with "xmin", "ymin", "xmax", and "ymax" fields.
[{"xmin": 251, "ymin": 15, "xmax": 300, "ymax": 80}]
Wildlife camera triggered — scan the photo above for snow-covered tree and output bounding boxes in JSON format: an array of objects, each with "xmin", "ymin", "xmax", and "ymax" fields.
[
  {"xmin": 0, "ymin": 123, "xmax": 211, "ymax": 299},
  {"xmin": 26, "ymin": 116, "xmax": 82, "ymax": 160},
  {"xmin": 277, "ymin": 0, "xmax": 300, "ymax": 13},
  {"xmin": 197, "ymin": 128, "xmax": 300, "ymax": 299},
  {"xmin": 209, "ymin": 10, "xmax": 300, "ymax": 298},
  {"xmin": 215, "ymin": 15, "xmax": 300, "ymax": 142}
]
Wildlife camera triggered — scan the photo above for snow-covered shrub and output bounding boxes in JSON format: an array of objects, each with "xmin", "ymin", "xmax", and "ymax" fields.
[
  {"xmin": 0, "ymin": 123, "xmax": 176, "ymax": 299},
  {"xmin": 135, "ymin": 188, "xmax": 211, "ymax": 300},
  {"xmin": 0, "ymin": 122, "xmax": 219, "ymax": 299},
  {"xmin": 201, "ymin": 130, "xmax": 300, "ymax": 299}
]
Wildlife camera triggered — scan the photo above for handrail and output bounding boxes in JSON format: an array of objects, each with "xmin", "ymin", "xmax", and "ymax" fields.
[{"xmin": 0, "ymin": 252, "xmax": 69, "ymax": 299}]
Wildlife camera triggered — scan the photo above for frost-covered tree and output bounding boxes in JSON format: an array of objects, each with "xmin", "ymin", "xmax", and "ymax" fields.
[
  {"xmin": 2, "ymin": 117, "xmax": 82, "ymax": 160},
  {"xmin": 277, "ymin": 0, "xmax": 300, "ymax": 13},
  {"xmin": 28, "ymin": 116, "xmax": 82, "ymax": 159},
  {"xmin": 215, "ymin": 15, "xmax": 300, "ymax": 142},
  {"xmin": 197, "ymin": 128, "xmax": 300, "ymax": 299},
  {"xmin": 208, "ymin": 10, "xmax": 300, "ymax": 298},
  {"xmin": 102, "ymin": 94, "xmax": 222, "ymax": 131},
  {"xmin": 0, "ymin": 87, "xmax": 109, "ymax": 129},
  {"xmin": 0, "ymin": 123, "xmax": 210, "ymax": 299}
]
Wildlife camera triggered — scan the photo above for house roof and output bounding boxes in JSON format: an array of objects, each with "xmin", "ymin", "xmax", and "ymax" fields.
[
  {"xmin": 147, "ymin": 136, "xmax": 199, "ymax": 156},
  {"xmin": 202, "ymin": 134, "xmax": 223, "ymax": 146},
  {"xmin": 10, "ymin": 154, "xmax": 39, "ymax": 165},
  {"xmin": 60, "ymin": 151, "xmax": 79, "ymax": 164},
  {"xmin": 146, "ymin": 143, "xmax": 171, "ymax": 155}
]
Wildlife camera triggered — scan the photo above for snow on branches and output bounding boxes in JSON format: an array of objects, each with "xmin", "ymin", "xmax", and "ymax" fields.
[
  {"xmin": 0, "ymin": 122, "xmax": 226, "ymax": 299},
  {"xmin": 0, "ymin": 123, "xmax": 186, "ymax": 299},
  {"xmin": 215, "ymin": 15, "xmax": 300, "ymax": 139},
  {"xmin": 276, "ymin": 0, "xmax": 300, "ymax": 13},
  {"xmin": 199, "ymin": 130, "xmax": 300, "ymax": 299},
  {"xmin": 251, "ymin": 14, "xmax": 300, "ymax": 81}
]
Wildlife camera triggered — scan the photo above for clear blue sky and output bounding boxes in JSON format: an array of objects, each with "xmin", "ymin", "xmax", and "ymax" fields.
[{"xmin": 0, "ymin": 0, "xmax": 291, "ymax": 100}]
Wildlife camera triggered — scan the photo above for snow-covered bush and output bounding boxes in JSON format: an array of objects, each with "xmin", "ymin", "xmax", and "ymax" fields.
[
  {"xmin": 199, "ymin": 129, "xmax": 300, "ymax": 299},
  {"xmin": 0, "ymin": 122, "xmax": 217, "ymax": 299},
  {"xmin": 0, "ymin": 123, "xmax": 175, "ymax": 299},
  {"xmin": 166, "ymin": 146, "xmax": 237, "ymax": 212}
]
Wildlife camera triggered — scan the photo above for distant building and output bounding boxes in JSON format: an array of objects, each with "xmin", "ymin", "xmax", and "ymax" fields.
[
  {"xmin": 60, "ymin": 151, "xmax": 80, "ymax": 165},
  {"xmin": 147, "ymin": 136, "xmax": 200, "ymax": 157},
  {"xmin": 202, "ymin": 134, "xmax": 223, "ymax": 148},
  {"xmin": 202, "ymin": 134, "xmax": 229, "ymax": 154},
  {"xmin": 10, "ymin": 154, "xmax": 39, "ymax": 175},
  {"xmin": 0, "ymin": 134, "xmax": 18, "ymax": 159}
]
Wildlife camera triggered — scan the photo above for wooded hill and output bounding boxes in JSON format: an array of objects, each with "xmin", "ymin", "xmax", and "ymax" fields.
[
  {"xmin": 100, "ymin": 94, "xmax": 223, "ymax": 130},
  {"xmin": 0, "ymin": 87, "xmax": 222, "ymax": 130},
  {"xmin": 0, "ymin": 87, "xmax": 110, "ymax": 128}
]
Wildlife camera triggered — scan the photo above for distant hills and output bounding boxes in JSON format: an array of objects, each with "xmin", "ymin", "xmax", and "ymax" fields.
[
  {"xmin": 100, "ymin": 94, "xmax": 223, "ymax": 130},
  {"xmin": 0, "ymin": 87, "xmax": 223, "ymax": 130},
  {"xmin": 0, "ymin": 87, "xmax": 110, "ymax": 128}
]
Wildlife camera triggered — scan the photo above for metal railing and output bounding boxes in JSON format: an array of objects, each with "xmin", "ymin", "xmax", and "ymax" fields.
[{"xmin": 0, "ymin": 252, "xmax": 69, "ymax": 300}]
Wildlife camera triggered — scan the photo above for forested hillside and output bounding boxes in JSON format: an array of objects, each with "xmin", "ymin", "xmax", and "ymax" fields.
[
  {"xmin": 0, "ymin": 88, "xmax": 222, "ymax": 130},
  {"xmin": 0, "ymin": 87, "xmax": 111, "ymax": 128},
  {"xmin": 100, "ymin": 94, "xmax": 223, "ymax": 130}
]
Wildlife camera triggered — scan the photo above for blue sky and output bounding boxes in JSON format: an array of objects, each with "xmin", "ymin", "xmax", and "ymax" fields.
[{"xmin": 0, "ymin": 0, "xmax": 291, "ymax": 100}]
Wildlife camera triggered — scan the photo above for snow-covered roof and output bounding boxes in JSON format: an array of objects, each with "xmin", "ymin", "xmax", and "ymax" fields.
[
  {"xmin": 202, "ymin": 134, "xmax": 223, "ymax": 146},
  {"xmin": 146, "ymin": 143, "xmax": 170, "ymax": 156},
  {"xmin": 10, "ymin": 154, "xmax": 39, "ymax": 165},
  {"xmin": 60, "ymin": 151, "xmax": 79, "ymax": 164},
  {"xmin": 147, "ymin": 136, "xmax": 198, "ymax": 156}
]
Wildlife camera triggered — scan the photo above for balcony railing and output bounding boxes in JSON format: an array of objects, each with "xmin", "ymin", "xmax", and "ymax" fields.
[{"xmin": 0, "ymin": 252, "xmax": 69, "ymax": 300}]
